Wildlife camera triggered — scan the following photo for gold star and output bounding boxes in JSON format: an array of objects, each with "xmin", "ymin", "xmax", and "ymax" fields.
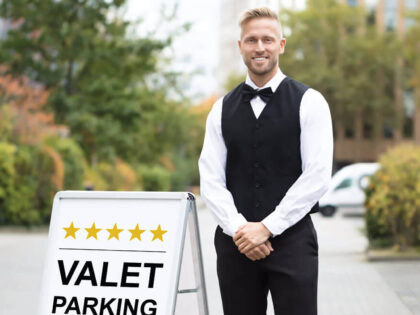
[
  {"xmin": 63, "ymin": 222, "xmax": 80, "ymax": 239},
  {"xmin": 128, "ymin": 224, "xmax": 146, "ymax": 241},
  {"xmin": 107, "ymin": 223, "xmax": 123, "ymax": 240},
  {"xmin": 85, "ymin": 222, "xmax": 102, "ymax": 240},
  {"xmin": 150, "ymin": 224, "xmax": 167, "ymax": 242}
]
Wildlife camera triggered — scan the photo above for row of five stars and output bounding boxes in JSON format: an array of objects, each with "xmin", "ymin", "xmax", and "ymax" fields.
[{"xmin": 63, "ymin": 222, "xmax": 167, "ymax": 241}]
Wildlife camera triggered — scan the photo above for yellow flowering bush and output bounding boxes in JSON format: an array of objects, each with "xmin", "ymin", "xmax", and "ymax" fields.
[{"xmin": 365, "ymin": 144, "xmax": 420, "ymax": 250}]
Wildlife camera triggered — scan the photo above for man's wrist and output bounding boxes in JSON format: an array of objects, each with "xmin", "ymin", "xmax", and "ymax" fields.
[{"xmin": 260, "ymin": 222, "xmax": 273, "ymax": 238}]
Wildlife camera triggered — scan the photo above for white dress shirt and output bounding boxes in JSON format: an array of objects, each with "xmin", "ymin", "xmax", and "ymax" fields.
[{"xmin": 198, "ymin": 68, "xmax": 333, "ymax": 237}]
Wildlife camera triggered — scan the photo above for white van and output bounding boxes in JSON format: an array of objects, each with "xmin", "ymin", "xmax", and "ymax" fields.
[{"xmin": 318, "ymin": 163, "xmax": 380, "ymax": 217}]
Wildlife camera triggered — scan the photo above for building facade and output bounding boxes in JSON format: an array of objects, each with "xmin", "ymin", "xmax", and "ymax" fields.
[{"xmin": 334, "ymin": 0, "xmax": 420, "ymax": 167}]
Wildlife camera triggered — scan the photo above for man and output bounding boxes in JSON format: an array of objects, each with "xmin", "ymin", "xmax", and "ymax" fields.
[{"xmin": 199, "ymin": 7, "xmax": 333, "ymax": 315}]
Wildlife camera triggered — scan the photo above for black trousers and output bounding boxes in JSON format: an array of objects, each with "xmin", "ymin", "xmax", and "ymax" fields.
[{"xmin": 214, "ymin": 214, "xmax": 318, "ymax": 315}]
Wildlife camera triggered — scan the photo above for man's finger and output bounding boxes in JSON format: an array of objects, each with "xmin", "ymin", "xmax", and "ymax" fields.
[
  {"xmin": 252, "ymin": 245, "xmax": 269, "ymax": 257},
  {"xmin": 233, "ymin": 229, "xmax": 246, "ymax": 242},
  {"xmin": 234, "ymin": 237, "xmax": 247, "ymax": 249},
  {"xmin": 260, "ymin": 244, "xmax": 270, "ymax": 256},
  {"xmin": 232, "ymin": 232, "xmax": 241, "ymax": 242},
  {"xmin": 238, "ymin": 241, "xmax": 250, "ymax": 252},
  {"xmin": 245, "ymin": 252, "xmax": 256, "ymax": 261},
  {"xmin": 253, "ymin": 247, "xmax": 267, "ymax": 259},
  {"xmin": 265, "ymin": 240, "xmax": 274, "ymax": 251},
  {"xmin": 240, "ymin": 243, "xmax": 255, "ymax": 254}
]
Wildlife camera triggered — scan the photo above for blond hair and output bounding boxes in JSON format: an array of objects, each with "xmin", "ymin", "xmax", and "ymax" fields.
[{"xmin": 238, "ymin": 7, "xmax": 282, "ymax": 38}]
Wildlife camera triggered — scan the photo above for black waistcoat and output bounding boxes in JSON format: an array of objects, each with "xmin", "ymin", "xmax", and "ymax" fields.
[{"xmin": 221, "ymin": 77, "xmax": 319, "ymax": 222}]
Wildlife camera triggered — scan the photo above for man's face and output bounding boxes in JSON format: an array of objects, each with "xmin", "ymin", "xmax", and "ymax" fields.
[{"xmin": 238, "ymin": 18, "xmax": 286, "ymax": 79}]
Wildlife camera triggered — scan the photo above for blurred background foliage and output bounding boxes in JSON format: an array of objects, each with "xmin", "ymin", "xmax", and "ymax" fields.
[
  {"xmin": 0, "ymin": 0, "xmax": 211, "ymax": 225},
  {"xmin": 365, "ymin": 144, "xmax": 420, "ymax": 251}
]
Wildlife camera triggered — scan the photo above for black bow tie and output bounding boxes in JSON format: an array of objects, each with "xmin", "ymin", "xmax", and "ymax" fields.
[{"xmin": 242, "ymin": 84, "xmax": 274, "ymax": 103}]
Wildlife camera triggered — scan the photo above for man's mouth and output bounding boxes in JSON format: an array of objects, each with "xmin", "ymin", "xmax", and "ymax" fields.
[{"xmin": 252, "ymin": 57, "xmax": 268, "ymax": 61}]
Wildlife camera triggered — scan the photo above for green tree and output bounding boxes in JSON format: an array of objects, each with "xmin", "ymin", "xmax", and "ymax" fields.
[
  {"xmin": 404, "ymin": 9, "xmax": 420, "ymax": 108},
  {"xmin": 0, "ymin": 0, "xmax": 188, "ymax": 165},
  {"xmin": 279, "ymin": 1, "xmax": 399, "ymax": 132}
]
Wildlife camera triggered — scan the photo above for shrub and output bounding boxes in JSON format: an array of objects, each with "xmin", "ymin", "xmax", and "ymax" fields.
[
  {"xmin": 0, "ymin": 142, "xmax": 16, "ymax": 224},
  {"xmin": 0, "ymin": 143, "xmax": 60, "ymax": 226},
  {"xmin": 365, "ymin": 144, "xmax": 420, "ymax": 250},
  {"xmin": 170, "ymin": 155, "xmax": 199, "ymax": 191},
  {"xmin": 45, "ymin": 137, "xmax": 85, "ymax": 190},
  {"xmin": 85, "ymin": 159, "xmax": 139, "ymax": 191},
  {"xmin": 137, "ymin": 165, "xmax": 171, "ymax": 192}
]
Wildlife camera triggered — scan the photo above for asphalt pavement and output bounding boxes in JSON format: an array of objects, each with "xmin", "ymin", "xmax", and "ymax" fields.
[{"xmin": 0, "ymin": 201, "xmax": 419, "ymax": 315}]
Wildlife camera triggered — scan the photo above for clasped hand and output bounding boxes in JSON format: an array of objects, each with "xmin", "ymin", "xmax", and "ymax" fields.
[{"xmin": 233, "ymin": 222, "xmax": 273, "ymax": 261}]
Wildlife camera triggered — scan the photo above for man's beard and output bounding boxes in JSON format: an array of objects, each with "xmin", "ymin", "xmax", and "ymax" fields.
[{"xmin": 244, "ymin": 57, "xmax": 277, "ymax": 77}]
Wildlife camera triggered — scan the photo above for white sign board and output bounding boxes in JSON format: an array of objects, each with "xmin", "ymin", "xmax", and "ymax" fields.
[{"xmin": 38, "ymin": 191, "xmax": 208, "ymax": 315}]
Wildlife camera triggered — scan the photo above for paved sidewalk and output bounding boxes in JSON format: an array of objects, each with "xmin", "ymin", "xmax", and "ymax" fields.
[
  {"xmin": 374, "ymin": 261, "xmax": 420, "ymax": 314},
  {"xmin": 0, "ymin": 202, "xmax": 419, "ymax": 315},
  {"xmin": 0, "ymin": 231, "xmax": 47, "ymax": 315},
  {"xmin": 314, "ymin": 213, "xmax": 414, "ymax": 315}
]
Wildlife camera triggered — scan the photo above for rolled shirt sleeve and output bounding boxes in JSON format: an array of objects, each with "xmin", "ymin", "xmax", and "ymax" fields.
[
  {"xmin": 261, "ymin": 88, "xmax": 334, "ymax": 237},
  {"xmin": 198, "ymin": 97, "xmax": 247, "ymax": 237}
]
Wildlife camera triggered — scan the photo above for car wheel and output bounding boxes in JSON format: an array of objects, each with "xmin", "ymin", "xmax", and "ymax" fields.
[{"xmin": 320, "ymin": 206, "xmax": 336, "ymax": 217}]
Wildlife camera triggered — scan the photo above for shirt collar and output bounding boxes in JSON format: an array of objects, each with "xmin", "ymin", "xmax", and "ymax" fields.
[{"xmin": 245, "ymin": 68, "xmax": 286, "ymax": 92}]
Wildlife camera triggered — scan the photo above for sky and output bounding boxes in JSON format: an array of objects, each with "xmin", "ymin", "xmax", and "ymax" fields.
[{"xmin": 125, "ymin": 0, "xmax": 221, "ymax": 102}]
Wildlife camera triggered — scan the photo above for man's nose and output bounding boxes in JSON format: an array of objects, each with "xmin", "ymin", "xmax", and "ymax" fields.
[{"xmin": 256, "ymin": 40, "xmax": 265, "ymax": 52}]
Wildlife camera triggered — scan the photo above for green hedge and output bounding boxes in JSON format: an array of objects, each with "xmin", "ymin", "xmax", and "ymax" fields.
[
  {"xmin": 170, "ymin": 155, "xmax": 199, "ymax": 191},
  {"xmin": 365, "ymin": 144, "xmax": 420, "ymax": 250},
  {"xmin": 0, "ymin": 142, "xmax": 16, "ymax": 224},
  {"xmin": 45, "ymin": 137, "xmax": 85, "ymax": 190},
  {"xmin": 0, "ymin": 143, "xmax": 58, "ymax": 226},
  {"xmin": 138, "ymin": 165, "xmax": 171, "ymax": 192}
]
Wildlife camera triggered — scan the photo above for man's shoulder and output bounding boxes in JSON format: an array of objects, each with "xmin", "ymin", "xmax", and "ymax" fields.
[
  {"xmin": 281, "ymin": 76, "xmax": 310, "ymax": 94},
  {"xmin": 223, "ymin": 81, "xmax": 246, "ymax": 104},
  {"xmin": 283, "ymin": 78, "xmax": 328, "ymax": 107}
]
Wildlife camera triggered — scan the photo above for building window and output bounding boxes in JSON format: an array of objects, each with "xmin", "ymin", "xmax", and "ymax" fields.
[
  {"xmin": 347, "ymin": 0, "xmax": 357, "ymax": 7},
  {"xmin": 366, "ymin": 8, "xmax": 377, "ymax": 26},
  {"xmin": 344, "ymin": 115, "xmax": 355, "ymax": 139},
  {"xmin": 363, "ymin": 121, "xmax": 374, "ymax": 139},
  {"xmin": 0, "ymin": 18, "xmax": 10, "ymax": 40},
  {"xmin": 403, "ymin": 90, "xmax": 415, "ymax": 138},
  {"xmin": 383, "ymin": 122, "xmax": 394, "ymax": 139},
  {"xmin": 405, "ymin": 0, "xmax": 418, "ymax": 9},
  {"xmin": 384, "ymin": 0, "xmax": 398, "ymax": 31},
  {"xmin": 405, "ymin": 0, "xmax": 418, "ymax": 30},
  {"xmin": 362, "ymin": 110, "xmax": 374, "ymax": 139}
]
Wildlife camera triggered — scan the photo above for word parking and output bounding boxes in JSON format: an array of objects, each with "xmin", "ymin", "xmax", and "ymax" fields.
[{"xmin": 52, "ymin": 260, "xmax": 164, "ymax": 315}]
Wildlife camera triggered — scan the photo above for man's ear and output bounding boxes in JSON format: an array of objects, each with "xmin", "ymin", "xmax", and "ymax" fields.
[
  {"xmin": 238, "ymin": 39, "xmax": 242, "ymax": 53},
  {"xmin": 280, "ymin": 38, "xmax": 286, "ymax": 54}
]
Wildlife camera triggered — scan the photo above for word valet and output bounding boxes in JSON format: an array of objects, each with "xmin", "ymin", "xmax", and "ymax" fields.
[{"xmin": 63, "ymin": 222, "xmax": 168, "ymax": 242}]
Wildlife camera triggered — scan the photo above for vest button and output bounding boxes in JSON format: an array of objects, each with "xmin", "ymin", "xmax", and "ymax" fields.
[
  {"xmin": 255, "ymin": 182, "xmax": 261, "ymax": 188},
  {"xmin": 254, "ymin": 162, "xmax": 260, "ymax": 168},
  {"xmin": 255, "ymin": 202, "xmax": 260, "ymax": 208},
  {"xmin": 255, "ymin": 123, "xmax": 261, "ymax": 129}
]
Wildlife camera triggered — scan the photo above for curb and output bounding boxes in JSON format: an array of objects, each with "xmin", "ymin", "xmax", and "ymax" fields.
[
  {"xmin": 366, "ymin": 248, "xmax": 420, "ymax": 262},
  {"xmin": 0, "ymin": 225, "xmax": 49, "ymax": 233}
]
